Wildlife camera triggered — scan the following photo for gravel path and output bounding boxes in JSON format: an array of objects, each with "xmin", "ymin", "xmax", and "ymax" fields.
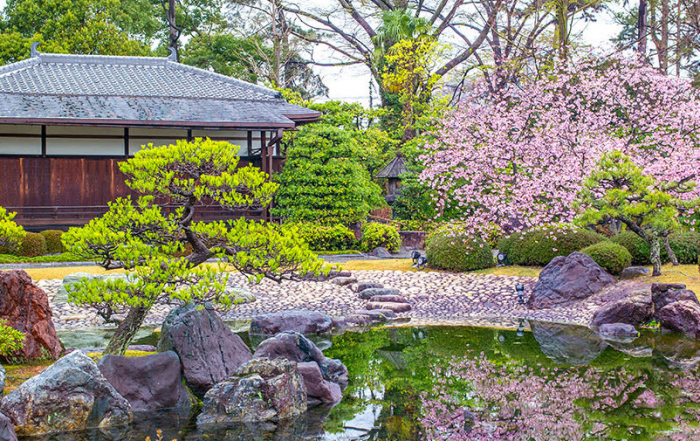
[{"xmin": 36, "ymin": 270, "xmax": 604, "ymax": 331}]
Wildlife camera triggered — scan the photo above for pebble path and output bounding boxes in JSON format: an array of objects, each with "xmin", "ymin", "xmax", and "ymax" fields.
[{"xmin": 36, "ymin": 270, "xmax": 605, "ymax": 331}]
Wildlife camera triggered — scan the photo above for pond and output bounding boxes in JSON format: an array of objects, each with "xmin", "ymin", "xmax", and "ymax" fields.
[{"xmin": 38, "ymin": 322, "xmax": 700, "ymax": 440}]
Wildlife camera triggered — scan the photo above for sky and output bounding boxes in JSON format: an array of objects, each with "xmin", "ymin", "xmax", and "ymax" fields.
[{"xmin": 0, "ymin": 0, "xmax": 624, "ymax": 106}]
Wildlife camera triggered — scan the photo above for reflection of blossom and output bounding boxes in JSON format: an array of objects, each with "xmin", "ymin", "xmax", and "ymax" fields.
[{"xmin": 420, "ymin": 353, "xmax": 700, "ymax": 440}]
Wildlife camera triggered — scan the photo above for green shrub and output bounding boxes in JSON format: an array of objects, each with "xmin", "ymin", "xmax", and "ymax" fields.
[
  {"xmin": 40, "ymin": 230, "xmax": 65, "ymax": 254},
  {"xmin": 17, "ymin": 232, "xmax": 47, "ymax": 257},
  {"xmin": 426, "ymin": 225, "xmax": 494, "ymax": 272},
  {"xmin": 359, "ymin": 223, "xmax": 401, "ymax": 253},
  {"xmin": 497, "ymin": 225, "xmax": 606, "ymax": 266},
  {"xmin": 291, "ymin": 223, "xmax": 357, "ymax": 251},
  {"xmin": 580, "ymin": 241, "xmax": 632, "ymax": 275},
  {"xmin": 0, "ymin": 252, "xmax": 82, "ymax": 264},
  {"xmin": 610, "ymin": 231, "xmax": 700, "ymax": 265},
  {"xmin": 0, "ymin": 320, "xmax": 24, "ymax": 357}
]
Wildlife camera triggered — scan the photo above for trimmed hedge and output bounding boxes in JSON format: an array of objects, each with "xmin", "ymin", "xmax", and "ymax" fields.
[
  {"xmin": 291, "ymin": 223, "xmax": 357, "ymax": 252},
  {"xmin": 426, "ymin": 226, "xmax": 494, "ymax": 272},
  {"xmin": 497, "ymin": 226, "xmax": 606, "ymax": 267},
  {"xmin": 580, "ymin": 241, "xmax": 632, "ymax": 275},
  {"xmin": 359, "ymin": 223, "xmax": 401, "ymax": 253},
  {"xmin": 611, "ymin": 231, "xmax": 700, "ymax": 265},
  {"xmin": 17, "ymin": 232, "xmax": 47, "ymax": 257},
  {"xmin": 40, "ymin": 230, "xmax": 65, "ymax": 254},
  {"xmin": 0, "ymin": 253, "xmax": 83, "ymax": 264}
]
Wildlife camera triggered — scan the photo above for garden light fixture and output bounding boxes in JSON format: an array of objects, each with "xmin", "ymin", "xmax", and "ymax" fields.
[{"xmin": 516, "ymin": 284, "xmax": 525, "ymax": 304}]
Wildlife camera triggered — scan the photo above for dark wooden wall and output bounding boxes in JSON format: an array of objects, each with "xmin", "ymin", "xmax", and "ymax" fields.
[{"xmin": 0, "ymin": 156, "xmax": 285, "ymax": 229}]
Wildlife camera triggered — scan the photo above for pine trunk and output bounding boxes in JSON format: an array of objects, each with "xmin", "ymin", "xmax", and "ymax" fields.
[
  {"xmin": 664, "ymin": 235, "xmax": 679, "ymax": 266},
  {"xmin": 104, "ymin": 306, "xmax": 150, "ymax": 356},
  {"xmin": 650, "ymin": 237, "xmax": 662, "ymax": 277}
]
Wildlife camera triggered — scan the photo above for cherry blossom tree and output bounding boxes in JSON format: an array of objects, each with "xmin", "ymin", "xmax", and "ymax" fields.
[{"xmin": 420, "ymin": 54, "xmax": 700, "ymax": 238}]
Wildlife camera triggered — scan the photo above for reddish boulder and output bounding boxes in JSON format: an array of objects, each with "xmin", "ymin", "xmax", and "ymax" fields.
[
  {"xmin": 528, "ymin": 252, "xmax": 616, "ymax": 310},
  {"xmin": 657, "ymin": 301, "xmax": 700, "ymax": 339},
  {"xmin": 297, "ymin": 362, "xmax": 342, "ymax": 404},
  {"xmin": 0, "ymin": 270, "xmax": 62, "ymax": 360},
  {"xmin": 653, "ymin": 289, "xmax": 699, "ymax": 312},
  {"xmin": 591, "ymin": 285, "xmax": 653, "ymax": 328}
]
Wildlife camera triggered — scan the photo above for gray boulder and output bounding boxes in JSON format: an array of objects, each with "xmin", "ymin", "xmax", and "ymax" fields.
[
  {"xmin": 528, "ymin": 252, "xmax": 616, "ymax": 309},
  {"xmin": 329, "ymin": 277, "xmax": 358, "ymax": 287},
  {"xmin": 254, "ymin": 331, "xmax": 348, "ymax": 394},
  {"xmin": 157, "ymin": 303, "xmax": 252, "ymax": 398},
  {"xmin": 530, "ymin": 321, "xmax": 607, "ymax": 365},
  {"xmin": 0, "ymin": 351, "xmax": 131, "ymax": 436},
  {"xmin": 619, "ymin": 266, "xmax": 650, "ymax": 280},
  {"xmin": 358, "ymin": 288, "xmax": 401, "ymax": 300},
  {"xmin": 98, "ymin": 351, "xmax": 194, "ymax": 414},
  {"xmin": 591, "ymin": 285, "xmax": 653, "ymax": 328},
  {"xmin": 0, "ymin": 413, "xmax": 17, "ymax": 441},
  {"xmin": 250, "ymin": 311, "xmax": 333, "ymax": 336},
  {"xmin": 368, "ymin": 247, "xmax": 392, "ymax": 258},
  {"xmin": 657, "ymin": 301, "xmax": 700, "ymax": 339},
  {"xmin": 197, "ymin": 358, "xmax": 306, "ymax": 425}
]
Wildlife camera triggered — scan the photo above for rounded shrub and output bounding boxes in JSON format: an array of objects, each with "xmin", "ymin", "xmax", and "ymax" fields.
[
  {"xmin": 610, "ymin": 231, "xmax": 700, "ymax": 265},
  {"xmin": 291, "ymin": 223, "xmax": 356, "ymax": 251},
  {"xmin": 668, "ymin": 232, "xmax": 700, "ymax": 264},
  {"xmin": 580, "ymin": 241, "xmax": 632, "ymax": 275},
  {"xmin": 497, "ymin": 225, "xmax": 606, "ymax": 266},
  {"xmin": 359, "ymin": 223, "xmax": 400, "ymax": 253},
  {"xmin": 40, "ymin": 230, "xmax": 65, "ymax": 254},
  {"xmin": 18, "ymin": 232, "xmax": 47, "ymax": 257},
  {"xmin": 426, "ymin": 225, "xmax": 494, "ymax": 272}
]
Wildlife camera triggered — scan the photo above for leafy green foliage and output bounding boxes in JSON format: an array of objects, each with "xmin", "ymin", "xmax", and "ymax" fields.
[
  {"xmin": 18, "ymin": 232, "xmax": 46, "ymax": 257},
  {"xmin": 359, "ymin": 223, "xmax": 400, "ymax": 253},
  {"xmin": 0, "ymin": 252, "xmax": 81, "ymax": 264},
  {"xmin": 39, "ymin": 230, "xmax": 65, "ymax": 254},
  {"xmin": 426, "ymin": 225, "xmax": 494, "ymax": 272},
  {"xmin": 288, "ymin": 223, "xmax": 356, "ymax": 252},
  {"xmin": 580, "ymin": 241, "xmax": 632, "ymax": 275},
  {"xmin": 497, "ymin": 225, "xmax": 606, "ymax": 267},
  {"xmin": 0, "ymin": 206, "xmax": 25, "ymax": 252},
  {"xmin": 611, "ymin": 231, "xmax": 700, "ymax": 265},
  {"xmin": 610, "ymin": 231, "xmax": 661, "ymax": 265},
  {"xmin": 272, "ymin": 124, "xmax": 384, "ymax": 225},
  {"xmin": 0, "ymin": 320, "xmax": 24, "ymax": 357},
  {"xmin": 668, "ymin": 232, "xmax": 700, "ymax": 264}
]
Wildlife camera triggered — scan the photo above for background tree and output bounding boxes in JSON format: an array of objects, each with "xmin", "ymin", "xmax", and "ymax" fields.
[
  {"xmin": 63, "ymin": 139, "xmax": 323, "ymax": 355},
  {"xmin": 0, "ymin": 207, "xmax": 25, "ymax": 252},
  {"xmin": 576, "ymin": 151, "xmax": 699, "ymax": 276},
  {"xmin": 420, "ymin": 55, "xmax": 700, "ymax": 238}
]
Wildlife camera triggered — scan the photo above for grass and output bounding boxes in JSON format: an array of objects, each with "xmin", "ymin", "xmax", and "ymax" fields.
[
  {"xmin": 3, "ymin": 360, "xmax": 53, "ymax": 393},
  {"xmin": 86, "ymin": 350, "xmax": 157, "ymax": 362}
]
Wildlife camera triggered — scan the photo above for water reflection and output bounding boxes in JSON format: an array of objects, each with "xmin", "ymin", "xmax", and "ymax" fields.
[{"xmin": 35, "ymin": 322, "xmax": 700, "ymax": 440}]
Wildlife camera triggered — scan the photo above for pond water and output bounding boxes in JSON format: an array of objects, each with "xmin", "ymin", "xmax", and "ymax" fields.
[{"xmin": 37, "ymin": 322, "xmax": 700, "ymax": 440}]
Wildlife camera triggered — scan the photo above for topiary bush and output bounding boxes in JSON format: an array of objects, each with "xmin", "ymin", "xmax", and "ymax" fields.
[
  {"xmin": 0, "ymin": 319, "xmax": 24, "ymax": 358},
  {"xmin": 610, "ymin": 231, "xmax": 700, "ymax": 265},
  {"xmin": 40, "ymin": 230, "xmax": 65, "ymax": 254},
  {"xmin": 290, "ymin": 223, "xmax": 357, "ymax": 251},
  {"xmin": 497, "ymin": 225, "xmax": 606, "ymax": 266},
  {"xmin": 580, "ymin": 241, "xmax": 632, "ymax": 275},
  {"xmin": 359, "ymin": 223, "xmax": 401, "ymax": 253},
  {"xmin": 426, "ymin": 225, "xmax": 494, "ymax": 272},
  {"xmin": 18, "ymin": 232, "xmax": 47, "ymax": 257}
]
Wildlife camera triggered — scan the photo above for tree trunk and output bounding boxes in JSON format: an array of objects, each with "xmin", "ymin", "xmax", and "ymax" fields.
[
  {"xmin": 638, "ymin": 0, "xmax": 648, "ymax": 60},
  {"xmin": 104, "ymin": 305, "xmax": 151, "ymax": 356},
  {"xmin": 664, "ymin": 234, "xmax": 679, "ymax": 266},
  {"xmin": 168, "ymin": 0, "xmax": 179, "ymax": 61},
  {"xmin": 650, "ymin": 237, "xmax": 662, "ymax": 276}
]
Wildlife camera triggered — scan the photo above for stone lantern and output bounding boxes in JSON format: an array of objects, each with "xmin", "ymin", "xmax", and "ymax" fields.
[{"xmin": 376, "ymin": 152, "xmax": 410, "ymax": 205}]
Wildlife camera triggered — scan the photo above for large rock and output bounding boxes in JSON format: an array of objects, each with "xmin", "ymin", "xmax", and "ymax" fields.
[
  {"xmin": 197, "ymin": 358, "xmax": 306, "ymax": 425},
  {"xmin": 0, "ymin": 351, "xmax": 131, "ymax": 436},
  {"xmin": 653, "ymin": 288, "xmax": 699, "ymax": 312},
  {"xmin": 157, "ymin": 303, "xmax": 252, "ymax": 398},
  {"xmin": 0, "ymin": 413, "xmax": 17, "ymax": 441},
  {"xmin": 530, "ymin": 321, "xmax": 607, "ymax": 365},
  {"xmin": 0, "ymin": 270, "xmax": 63, "ymax": 360},
  {"xmin": 297, "ymin": 362, "xmax": 342, "ymax": 405},
  {"xmin": 254, "ymin": 331, "xmax": 348, "ymax": 394},
  {"xmin": 591, "ymin": 284, "xmax": 653, "ymax": 328},
  {"xmin": 657, "ymin": 301, "xmax": 700, "ymax": 339},
  {"xmin": 97, "ymin": 351, "xmax": 194, "ymax": 414},
  {"xmin": 619, "ymin": 266, "xmax": 650, "ymax": 280},
  {"xmin": 597, "ymin": 323, "xmax": 639, "ymax": 342},
  {"xmin": 250, "ymin": 311, "xmax": 333, "ymax": 336},
  {"xmin": 528, "ymin": 252, "xmax": 616, "ymax": 310}
]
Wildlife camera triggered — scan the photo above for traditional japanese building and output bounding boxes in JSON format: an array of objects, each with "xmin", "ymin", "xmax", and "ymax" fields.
[{"xmin": 0, "ymin": 44, "xmax": 320, "ymax": 228}]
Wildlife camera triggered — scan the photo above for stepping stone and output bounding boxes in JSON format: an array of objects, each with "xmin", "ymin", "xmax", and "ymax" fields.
[
  {"xmin": 354, "ymin": 309, "xmax": 396, "ymax": 321},
  {"xmin": 366, "ymin": 302, "xmax": 411, "ymax": 313},
  {"xmin": 337, "ymin": 314, "xmax": 373, "ymax": 327},
  {"xmin": 329, "ymin": 277, "xmax": 358, "ymax": 287},
  {"xmin": 358, "ymin": 288, "xmax": 400, "ymax": 300},
  {"xmin": 369, "ymin": 294, "xmax": 408, "ymax": 304},
  {"xmin": 350, "ymin": 282, "xmax": 383, "ymax": 293}
]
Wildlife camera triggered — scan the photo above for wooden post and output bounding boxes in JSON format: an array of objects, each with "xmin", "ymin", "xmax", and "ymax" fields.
[{"xmin": 261, "ymin": 131, "xmax": 267, "ymax": 174}]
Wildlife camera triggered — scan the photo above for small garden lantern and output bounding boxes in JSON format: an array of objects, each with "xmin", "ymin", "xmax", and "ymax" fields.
[
  {"xmin": 376, "ymin": 152, "xmax": 410, "ymax": 205},
  {"xmin": 497, "ymin": 252, "xmax": 508, "ymax": 266},
  {"xmin": 516, "ymin": 284, "xmax": 525, "ymax": 304},
  {"xmin": 516, "ymin": 319, "xmax": 525, "ymax": 337}
]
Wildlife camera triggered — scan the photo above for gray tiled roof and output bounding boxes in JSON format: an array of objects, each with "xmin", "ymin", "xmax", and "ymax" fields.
[{"xmin": 0, "ymin": 51, "xmax": 319, "ymax": 128}]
